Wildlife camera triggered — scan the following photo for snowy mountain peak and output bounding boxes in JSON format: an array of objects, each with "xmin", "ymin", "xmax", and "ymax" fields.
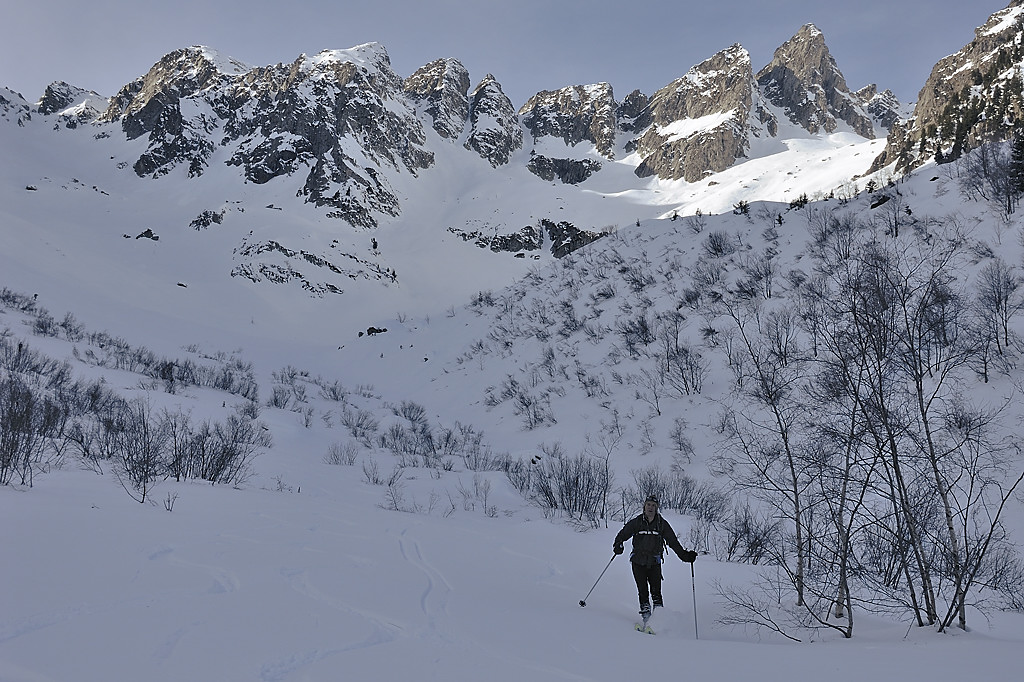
[
  {"xmin": 0, "ymin": 86, "xmax": 32, "ymax": 125},
  {"xmin": 101, "ymin": 46, "xmax": 243, "ymax": 123},
  {"xmin": 36, "ymin": 81, "xmax": 106, "ymax": 128},
  {"xmin": 304, "ymin": 42, "xmax": 392, "ymax": 72}
]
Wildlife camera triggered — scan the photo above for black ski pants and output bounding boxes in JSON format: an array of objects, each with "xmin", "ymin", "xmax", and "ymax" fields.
[{"xmin": 631, "ymin": 560, "xmax": 663, "ymax": 607}]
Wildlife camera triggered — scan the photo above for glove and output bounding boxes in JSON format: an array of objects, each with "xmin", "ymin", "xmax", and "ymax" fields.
[
  {"xmin": 680, "ymin": 549, "xmax": 697, "ymax": 563},
  {"xmin": 613, "ymin": 544, "xmax": 624, "ymax": 555}
]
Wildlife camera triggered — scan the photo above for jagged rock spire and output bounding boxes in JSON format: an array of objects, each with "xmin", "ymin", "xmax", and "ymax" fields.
[
  {"xmin": 464, "ymin": 74, "xmax": 523, "ymax": 167},
  {"xmin": 756, "ymin": 24, "xmax": 874, "ymax": 138},
  {"xmin": 633, "ymin": 44, "xmax": 773, "ymax": 182},
  {"xmin": 519, "ymin": 83, "xmax": 617, "ymax": 160},
  {"xmin": 403, "ymin": 58, "xmax": 471, "ymax": 140}
]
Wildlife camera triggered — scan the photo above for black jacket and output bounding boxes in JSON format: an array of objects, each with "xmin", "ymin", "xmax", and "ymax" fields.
[{"xmin": 614, "ymin": 512, "xmax": 687, "ymax": 566}]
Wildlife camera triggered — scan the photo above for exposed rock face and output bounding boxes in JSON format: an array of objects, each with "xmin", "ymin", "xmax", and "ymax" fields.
[
  {"xmin": 489, "ymin": 224, "xmax": 543, "ymax": 254},
  {"xmin": 225, "ymin": 46, "xmax": 434, "ymax": 227},
  {"xmin": 449, "ymin": 218, "xmax": 605, "ymax": 257},
  {"xmin": 856, "ymin": 85, "xmax": 905, "ymax": 132},
  {"xmin": 616, "ymin": 89, "xmax": 650, "ymax": 133},
  {"xmin": 403, "ymin": 58, "xmax": 471, "ymax": 140},
  {"xmin": 526, "ymin": 155, "xmax": 602, "ymax": 184},
  {"xmin": 0, "ymin": 87, "xmax": 32, "ymax": 126},
  {"xmin": 99, "ymin": 47, "xmax": 241, "ymax": 177},
  {"xmin": 464, "ymin": 74, "xmax": 523, "ymax": 167},
  {"xmin": 542, "ymin": 219, "xmax": 605, "ymax": 258},
  {"xmin": 37, "ymin": 82, "xmax": 106, "ymax": 128},
  {"xmin": 100, "ymin": 44, "xmax": 434, "ymax": 227},
  {"xmin": 633, "ymin": 44, "xmax": 774, "ymax": 182},
  {"xmin": 756, "ymin": 24, "xmax": 874, "ymax": 138},
  {"xmin": 519, "ymin": 83, "xmax": 617, "ymax": 159},
  {"xmin": 872, "ymin": 1, "xmax": 1024, "ymax": 173}
]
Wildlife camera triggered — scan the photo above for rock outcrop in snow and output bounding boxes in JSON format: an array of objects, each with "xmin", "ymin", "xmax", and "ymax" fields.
[{"xmin": 448, "ymin": 218, "xmax": 606, "ymax": 258}]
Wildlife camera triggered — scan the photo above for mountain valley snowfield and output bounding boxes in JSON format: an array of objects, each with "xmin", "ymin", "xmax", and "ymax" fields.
[{"xmin": 4, "ymin": 3, "xmax": 1024, "ymax": 681}]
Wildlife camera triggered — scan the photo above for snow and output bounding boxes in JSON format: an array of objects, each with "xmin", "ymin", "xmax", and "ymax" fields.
[
  {"xmin": 2, "ymin": 465, "xmax": 1020, "ymax": 682},
  {"xmin": 1, "ymin": 72, "xmax": 1024, "ymax": 682},
  {"xmin": 194, "ymin": 46, "xmax": 253, "ymax": 78},
  {"xmin": 656, "ymin": 111, "xmax": 737, "ymax": 144},
  {"xmin": 308, "ymin": 44, "xmax": 390, "ymax": 72},
  {"xmin": 981, "ymin": 5, "xmax": 1024, "ymax": 37}
]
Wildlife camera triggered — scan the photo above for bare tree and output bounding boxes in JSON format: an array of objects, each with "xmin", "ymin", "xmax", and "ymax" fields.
[
  {"xmin": 114, "ymin": 398, "xmax": 169, "ymax": 503},
  {"xmin": 719, "ymin": 299, "xmax": 812, "ymax": 606},
  {"xmin": 0, "ymin": 373, "xmax": 46, "ymax": 486},
  {"xmin": 803, "ymin": 215, "xmax": 1024, "ymax": 632},
  {"xmin": 959, "ymin": 140, "xmax": 1019, "ymax": 218},
  {"xmin": 976, "ymin": 257, "xmax": 1021, "ymax": 354}
]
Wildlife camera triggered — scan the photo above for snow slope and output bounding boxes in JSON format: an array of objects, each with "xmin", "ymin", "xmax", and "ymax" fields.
[{"xmin": 2, "ymin": 77, "xmax": 1024, "ymax": 682}]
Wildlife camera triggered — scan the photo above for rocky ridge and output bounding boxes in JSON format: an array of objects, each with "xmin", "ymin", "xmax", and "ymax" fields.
[
  {"xmin": 873, "ymin": 0, "xmax": 1024, "ymax": 173},
  {"xmin": 13, "ymin": 8, "xmax": 1024, "ymax": 297},
  {"xmin": 15, "ymin": 24, "xmax": 890, "ymax": 200}
]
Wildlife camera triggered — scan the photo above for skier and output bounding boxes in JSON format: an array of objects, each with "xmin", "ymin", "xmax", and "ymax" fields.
[{"xmin": 614, "ymin": 495, "xmax": 697, "ymax": 621}]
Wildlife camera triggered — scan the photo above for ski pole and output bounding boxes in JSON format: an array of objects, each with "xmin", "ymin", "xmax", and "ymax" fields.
[
  {"xmin": 579, "ymin": 554, "xmax": 616, "ymax": 607},
  {"xmin": 690, "ymin": 560, "xmax": 699, "ymax": 639}
]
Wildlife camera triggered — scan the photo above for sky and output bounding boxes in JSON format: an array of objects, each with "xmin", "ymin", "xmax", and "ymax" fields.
[{"xmin": 0, "ymin": 0, "xmax": 1008, "ymax": 108}]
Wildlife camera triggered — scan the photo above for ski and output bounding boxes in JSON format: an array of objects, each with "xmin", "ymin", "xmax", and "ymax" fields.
[
  {"xmin": 634, "ymin": 622, "xmax": 655, "ymax": 634},
  {"xmin": 634, "ymin": 610, "xmax": 655, "ymax": 634}
]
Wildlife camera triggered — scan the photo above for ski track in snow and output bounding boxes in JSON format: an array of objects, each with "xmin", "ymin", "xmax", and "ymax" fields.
[
  {"xmin": 397, "ymin": 528, "xmax": 454, "ymax": 641},
  {"xmin": 149, "ymin": 547, "xmax": 242, "ymax": 595},
  {"xmin": 152, "ymin": 622, "xmax": 201, "ymax": 661},
  {"xmin": 393, "ymin": 533, "xmax": 599, "ymax": 681},
  {"xmin": 272, "ymin": 565, "xmax": 399, "ymax": 677},
  {"xmin": 0, "ymin": 607, "xmax": 84, "ymax": 647},
  {"xmin": 257, "ymin": 633, "xmax": 393, "ymax": 682}
]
